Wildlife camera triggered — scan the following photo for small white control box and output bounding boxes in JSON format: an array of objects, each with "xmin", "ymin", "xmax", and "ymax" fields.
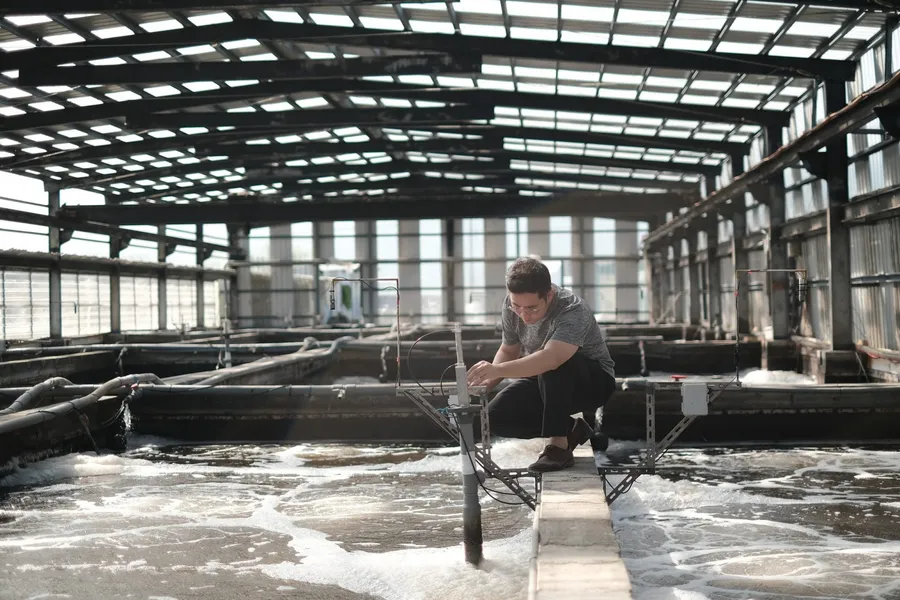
[{"xmin": 681, "ymin": 382, "xmax": 709, "ymax": 416}]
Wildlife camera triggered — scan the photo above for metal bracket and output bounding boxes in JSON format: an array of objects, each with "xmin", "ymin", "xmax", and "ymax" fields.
[
  {"xmin": 164, "ymin": 242, "xmax": 178, "ymax": 257},
  {"xmin": 398, "ymin": 387, "xmax": 539, "ymax": 510},
  {"xmin": 798, "ymin": 150, "xmax": 828, "ymax": 179},
  {"xmin": 60, "ymin": 229, "xmax": 74, "ymax": 244},
  {"xmin": 598, "ymin": 380, "xmax": 738, "ymax": 504}
]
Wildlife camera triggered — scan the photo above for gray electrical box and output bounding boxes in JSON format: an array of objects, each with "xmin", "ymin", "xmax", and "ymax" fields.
[{"xmin": 681, "ymin": 382, "xmax": 709, "ymax": 416}]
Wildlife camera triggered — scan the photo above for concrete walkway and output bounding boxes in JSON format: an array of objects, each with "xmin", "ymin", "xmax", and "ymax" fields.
[{"xmin": 528, "ymin": 447, "xmax": 633, "ymax": 599}]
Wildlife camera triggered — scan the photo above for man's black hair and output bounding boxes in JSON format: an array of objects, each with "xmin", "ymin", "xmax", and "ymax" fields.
[{"xmin": 506, "ymin": 257, "xmax": 552, "ymax": 298}]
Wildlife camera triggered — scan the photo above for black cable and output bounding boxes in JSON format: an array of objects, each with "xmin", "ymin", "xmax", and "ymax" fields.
[
  {"xmin": 448, "ymin": 412, "xmax": 528, "ymax": 505},
  {"xmin": 406, "ymin": 329, "xmax": 454, "ymax": 393}
]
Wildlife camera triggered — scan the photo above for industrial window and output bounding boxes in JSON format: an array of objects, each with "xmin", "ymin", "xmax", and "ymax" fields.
[
  {"xmin": 0, "ymin": 269, "xmax": 50, "ymax": 341},
  {"xmin": 120, "ymin": 276, "xmax": 159, "ymax": 332}
]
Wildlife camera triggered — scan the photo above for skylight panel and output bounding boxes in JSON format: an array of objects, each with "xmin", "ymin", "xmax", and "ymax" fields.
[
  {"xmin": 602, "ymin": 72, "xmax": 643, "ymax": 85},
  {"xmin": 189, "ymin": 12, "xmax": 233, "ymax": 26},
  {"xmin": 265, "ymin": 9, "xmax": 305, "ymax": 23},
  {"xmin": 106, "ymin": 91, "xmax": 143, "ymax": 102},
  {"xmin": 149, "ymin": 130, "xmax": 177, "ymax": 138},
  {"xmin": 519, "ymin": 82, "xmax": 556, "ymax": 95},
  {"xmin": 0, "ymin": 87, "xmax": 29, "ymax": 99},
  {"xmin": 409, "ymin": 19, "xmax": 456, "ymax": 34},
  {"xmin": 382, "ymin": 98, "xmax": 413, "ymax": 108},
  {"xmin": 398, "ymin": 75, "xmax": 436, "ymax": 86},
  {"xmin": 560, "ymin": 31, "xmax": 608, "ymax": 45},
  {"xmin": 460, "ymin": 24, "xmax": 507, "ymax": 38},
  {"xmin": 183, "ymin": 81, "xmax": 220, "ymax": 93},
  {"xmin": 178, "ymin": 45, "xmax": 216, "ymax": 56},
  {"xmin": 561, "ymin": 4, "xmax": 613, "ymax": 22},
  {"xmin": 821, "ymin": 50, "xmax": 852, "ymax": 60},
  {"xmin": 769, "ymin": 46, "xmax": 814, "ymax": 58},
  {"xmin": 6, "ymin": 15, "xmax": 51, "ymax": 26},
  {"xmin": 590, "ymin": 124, "xmax": 623, "ymax": 134},
  {"xmin": 262, "ymin": 101, "xmax": 293, "ymax": 111},
  {"xmin": 454, "ymin": 0, "xmax": 502, "ymax": 14},
  {"xmin": 483, "ymin": 64, "xmax": 513, "ymax": 77},
  {"xmin": 134, "ymin": 50, "xmax": 170, "ymax": 62},
  {"xmin": 557, "ymin": 85, "xmax": 596, "ymax": 97},
  {"xmin": 360, "ymin": 17, "xmax": 404, "ymax": 30},
  {"xmin": 846, "ymin": 26, "xmax": 880, "ymax": 41},
  {"xmin": 25, "ymin": 133, "xmax": 54, "ymax": 143},
  {"xmin": 44, "ymin": 33, "xmax": 85, "ymax": 45},
  {"xmin": 597, "ymin": 88, "xmax": 638, "ymax": 100},
  {"xmin": 0, "ymin": 40, "xmax": 35, "ymax": 51},
  {"xmin": 788, "ymin": 22, "xmax": 839, "ymax": 38},
  {"xmin": 242, "ymin": 53, "xmax": 278, "ymax": 62},
  {"xmin": 477, "ymin": 79, "xmax": 516, "ymax": 91},
  {"xmin": 717, "ymin": 42, "xmax": 764, "ymax": 55},
  {"xmin": 515, "ymin": 66, "xmax": 557, "ymax": 80},
  {"xmin": 617, "ymin": 9, "xmax": 669, "ymax": 26},
  {"xmin": 722, "ymin": 98, "xmax": 760, "ymax": 109},
  {"xmin": 31, "ymin": 101, "xmax": 64, "ymax": 111},
  {"xmin": 558, "ymin": 69, "xmax": 599, "ymax": 83},
  {"xmin": 306, "ymin": 51, "xmax": 336, "ymax": 60},
  {"xmin": 140, "ymin": 19, "xmax": 183, "ymax": 32},
  {"xmin": 437, "ymin": 76, "xmax": 475, "ymax": 88},
  {"xmin": 623, "ymin": 127, "xmax": 658, "ymax": 137},
  {"xmin": 730, "ymin": 17, "xmax": 781, "ymax": 34},
  {"xmin": 146, "ymin": 85, "xmax": 181, "ymax": 97},
  {"xmin": 511, "ymin": 28, "xmax": 558, "ymax": 42},
  {"xmin": 664, "ymin": 38, "xmax": 713, "ymax": 51},
  {"xmin": 222, "ymin": 39, "xmax": 260, "ymax": 50},
  {"xmin": 91, "ymin": 26, "xmax": 134, "ymax": 40},
  {"xmin": 691, "ymin": 79, "xmax": 731, "ymax": 91},
  {"xmin": 640, "ymin": 91, "xmax": 678, "ymax": 103},
  {"xmin": 296, "ymin": 97, "xmax": 329, "ymax": 108},
  {"xmin": 309, "ymin": 13, "xmax": 354, "ymax": 27},
  {"xmin": 306, "ymin": 131, "xmax": 332, "ymax": 140},
  {"xmin": 671, "ymin": 13, "xmax": 726, "ymax": 30},
  {"xmin": 763, "ymin": 101, "xmax": 789, "ymax": 111}
]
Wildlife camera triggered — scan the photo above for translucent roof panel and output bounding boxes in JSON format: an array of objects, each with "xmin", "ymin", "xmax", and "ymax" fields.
[{"xmin": 0, "ymin": 0, "xmax": 887, "ymax": 205}]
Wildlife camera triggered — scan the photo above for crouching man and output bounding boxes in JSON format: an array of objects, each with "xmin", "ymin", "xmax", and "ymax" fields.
[{"xmin": 466, "ymin": 257, "xmax": 617, "ymax": 472}]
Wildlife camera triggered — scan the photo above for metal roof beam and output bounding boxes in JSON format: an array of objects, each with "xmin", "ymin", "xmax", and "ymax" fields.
[
  {"xmin": 644, "ymin": 70, "xmax": 900, "ymax": 247},
  {"xmin": 749, "ymin": 0, "xmax": 900, "ymax": 10},
  {"xmin": 0, "ymin": 206, "xmax": 234, "ymax": 254},
  {"xmin": 63, "ymin": 192, "xmax": 694, "ymax": 225},
  {"xmin": 195, "ymin": 137, "xmax": 501, "ymax": 158},
  {"xmin": 0, "ymin": 20, "xmax": 856, "ymax": 80},
  {"xmin": 440, "ymin": 125, "xmax": 747, "ymax": 155},
  {"xmin": 0, "ymin": 1, "xmax": 449, "ymax": 15},
  {"xmin": 18, "ymin": 53, "xmax": 479, "ymax": 87},
  {"xmin": 497, "ymin": 150, "xmax": 720, "ymax": 177},
  {"xmin": 125, "ymin": 105, "xmax": 494, "ymax": 130}
]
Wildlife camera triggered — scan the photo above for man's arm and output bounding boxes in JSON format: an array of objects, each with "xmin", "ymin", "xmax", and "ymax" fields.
[
  {"xmin": 494, "ymin": 340, "xmax": 577, "ymax": 379},
  {"xmin": 483, "ymin": 342, "xmax": 520, "ymax": 391},
  {"xmin": 467, "ymin": 340, "xmax": 578, "ymax": 386}
]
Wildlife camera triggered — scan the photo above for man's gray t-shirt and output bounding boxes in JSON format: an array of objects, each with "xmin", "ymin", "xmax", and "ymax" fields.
[{"xmin": 500, "ymin": 284, "xmax": 616, "ymax": 379}]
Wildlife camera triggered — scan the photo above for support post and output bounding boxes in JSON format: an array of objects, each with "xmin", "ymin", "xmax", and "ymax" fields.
[
  {"xmin": 195, "ymin": 224, "xmax": 205, "ymax": 329},
  {"xmin": 615, "ymin": 220, "xmax": 639, "ymax": 323},
  {"xmin": 825, "ymin": 82, "xmax": 853, "ymax": 350},
  {"xmin": 686, "ymin": 233, "xmax": 701, "ymax": 325},
  {"xmin": 765, "ymin": 125, "xmax": 791, "ymax": 341},
  {"xmin": 671, "ymin": 239, "xmax": 684, "ymax": 323},
  {"xmin": 527, "ymin": 216, "xmax": 550, "ymax": 257},
  {"xmin": 398, "ymin": 220, "xmax": 421, "ymax": 321},
  {"xmin": 444, "ymin": 219, "xmax": 457, "ymax": 322},
  {"xmin": 110, "ymin": 237, "xmax": 122, "ymax": 334},
  {"xmin": 228, "ymin": 225, "xmax": 251, "ymax": 329},
  {"xmin": 47, "ymin": 188, "xmax": 62, "ymax": 339},
  {"xmin": 356, "ymin": 221, "xmax": 375, "ymax": 321},
  {"xmin": 572, "ymin": 217, "xmax": 595, "ymax": 312},
  {"xmin": 157, "ymin": 225, "xmax": 168, "ymax": 330},
  {"xmin": 271, "ymin": 223, "xmax": 294, "ymax": 327},
  {"xmin": 452, "ymin": 323, "xmax": 482, "ymax": 566},
  {"xmin": 706, "ymin": 221, "xmax": 722, "ymax": 337},
  {"xmin": 483, "ymin": 219, "xmax": 507, "ymax": 321},
  {"xmin": 730, "ymin": 156, "xmax": 750, "ymax": 336}
]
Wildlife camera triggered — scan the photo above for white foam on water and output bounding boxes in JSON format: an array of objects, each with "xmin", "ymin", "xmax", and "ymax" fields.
[
  {"xmin": 259, "ymin": 527, "xmax": 531, "ymax": 600},
  {"xmin": 739, "ymin": 369, "xmax": 815, "ymax": 386},
  {"xmin": 608, "ymin": 447, "xmax": 900, "ymax": 600}
]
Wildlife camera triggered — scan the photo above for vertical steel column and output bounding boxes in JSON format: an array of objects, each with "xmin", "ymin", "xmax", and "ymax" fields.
[
  {"xmin": 706, "ymin": 221, "xmax": 722, "ymax": 336},
  {"xmin": 444, "ymin": 219, "xmax": 457, "ymax": 322},
  {"xmin": 825, "ymin": 82, "xmax": 853, "ymax": 349},
  {"xmin": 157, "ymin": 225, "xmax": 168, "ymax": 330},
  {"xmin": 766, "ymin": 125, "xmax": 791, "ymax": 340},
  {"xmin": 730, "ymin": 155, "xmax": 751, "ymax": 336},
  {"xmin": 686, "ymin": 233, "xmax": 701, "ymax": 325},
  {"xmin": 47, "ymin": 188, "xmax": 62, "ymax": 339},
  {"xmin": 671, "ymin": 238, "xmax": 684, "ymax": 323},
  {"xmin": 109, "ymin": 237, "xmax": 122, "ymax": 334},
  {"xmin": 196, "ymin": 224, "xmax": 206, "ymax": 329},
  {"xmin": 452, "ymin": 323, "xmax": 482, "ymax": 565}
]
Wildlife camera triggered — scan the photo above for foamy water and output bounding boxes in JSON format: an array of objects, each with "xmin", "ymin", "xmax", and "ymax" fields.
[
  {"xmin": 0, "ymin": 437, "xmax": 539, "ymax": 600},
  {"xmin": 603, "ymin": 443, "xmax": 900, "ymax": 600}
]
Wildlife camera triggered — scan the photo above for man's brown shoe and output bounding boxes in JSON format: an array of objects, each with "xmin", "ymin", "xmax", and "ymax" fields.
[{"xmin": 528, "ymin": 445, "xmax": 575, "ymax": 472}]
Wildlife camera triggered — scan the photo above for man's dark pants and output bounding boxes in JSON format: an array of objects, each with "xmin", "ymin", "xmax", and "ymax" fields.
[{"xmin": 486, "ymin": 353, "xmax": 616, "ymax": 439}]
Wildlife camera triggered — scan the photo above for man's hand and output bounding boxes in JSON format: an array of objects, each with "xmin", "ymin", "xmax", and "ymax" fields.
[{"xmin": 467, "ymin": 360, "xmax": 501, "ymax": 387}]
